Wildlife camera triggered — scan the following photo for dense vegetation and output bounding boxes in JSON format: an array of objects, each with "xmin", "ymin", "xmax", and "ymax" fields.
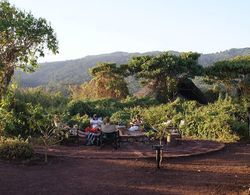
[
  {"xmin": 1, "ymin": 1, "xmax": 249, "ymax": 162},
  {"xmin": 0, "ymin": 85, "xmax": 248, "ymax": 144}
]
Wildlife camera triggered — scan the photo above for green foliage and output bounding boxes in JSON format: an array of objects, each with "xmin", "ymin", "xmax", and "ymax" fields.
[
  {"xmin": 14, "ymin": 88, "xmax": 68, "ymax": 111},
  {"xmin": 1, "ymin": 83, "xmax": 247, "ymax": 143},
  {"xmin": 0, "ymin": 1, "xmax": 58, "ymax": 97},
  {"xmin": 0, "ymin": 87, "xmax": 67, "ymax": 138},
  {"xmin": 67, "ymin": 100, "xmax": 93, "ymax": 116},
  {"xmin": 205, "ymin": 56, "xmax": 250, "ymax": 79},
  {"xmin": 140, "ymin": 98, "xmax": 247, "ymax": 142},
  {"xmin": 204, "ymin": 56, "xmax": 250, "ymax": 99},
  {"xmin": 127, "ymin": 52, "xmax": 203, "ymax": 102},
  {"xmin": 121, "ymin": 96, "xmax": 159, "ymax": 108},
  {"xmin": 110, "ymin": 110, "xmax": 131, "ymax": 125},
  {"xmin": 67, "ymin": 98, "xmax": 123, "ymax": 117},
  {"xmin": 110, "ymin": 106, "xmax": 143, "ymax": 126},
  {"xmin": 67, "ymin": 114, "xmax": 90, "ymax": 130},
  {"xmin": 0, "ymin": 137, "xmax": 34, "ymax": 160},
  {"xmin": 67, "ymin": 97, "xmax": 159, "ymax": 122},
  {"xmin": 71, "ymin": 63, "xmax": 129, "ymax": 100}
]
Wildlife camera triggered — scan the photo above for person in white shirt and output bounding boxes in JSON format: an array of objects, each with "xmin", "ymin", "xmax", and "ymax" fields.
[
  {"xmin": 85, "ymin": 114, "xmax": 103, "ymax": 145},
  {"xmin": 101, "ymin": 117, "xmax": 117, "ymax": 133},
  {"xmin": 90, "ymin": 114, "xmax": 102, "ymax": 129},
  {"xmin": 128, "ymin": 115, "xmax": 143, "ymax": 131}
]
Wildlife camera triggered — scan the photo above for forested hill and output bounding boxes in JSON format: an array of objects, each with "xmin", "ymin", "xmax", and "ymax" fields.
[
  {"xmin": 199, "ymin": 47, "xmax": 250, "ymax": 67},
  {"xmin": 15, "ymin": 48, "xmax": 250, "ymax": 87}
]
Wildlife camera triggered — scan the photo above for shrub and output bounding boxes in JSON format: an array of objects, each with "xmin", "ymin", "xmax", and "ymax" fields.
[
  {"xmin": 67, "ymin": 114, "xmax": 90, "ymax": 130},
  {"xmin": 15, "ymin": 88, "xmax": 68, "ymax": 110},
  {"xmin": 67, "ymin": 97, "xmax": 159, "ymax": 120},
  {"xmin": 1, "ymin": 87, "xmax": 68, "ymax": 138},
  {"xmin": 140, "ymin": 97, "xmax": 248, "ymax": 142},
  {"xmin": 110, "ymin": 110, "xmax": 131, "ymax": 125},
  {"xmin": 121, "ymin": 96, "xmax": 159, "ymax": 108},
  {"xmin": 0, "ymin": 137, "xmax": 34, "ymax": 160},
  {"xmin": 141, "ymin": 104, "xmax": 168, "ymax": 127},
  {"xmin": 67, "ymin": 100, "xmax": 93, "ymax": 116},
  {"xmin": 67, "ymin": 98, "xmax": 123, "ymax": 118},
  {"xmin": 110, "ymin": 106, "xmax": 144, "ymax": 125}
]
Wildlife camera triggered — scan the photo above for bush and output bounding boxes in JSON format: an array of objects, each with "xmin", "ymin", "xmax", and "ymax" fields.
[
  {"xmin": 67, "ymin": 100, "xmax": 93, "ymax": 116},
  {"xmin": 15, "ymin": 88, "xmax": 68, "ymax": 110},
  {"xmin": 1, "ymin": 87, "xmax": 68, "ymax": 138},
  {"xmin": 67, "ymin": 97, "xmax": 159, "ymax": 119},
  {"xmin": 110, "ymin": 106, "xmax": 144, "ymax": 125},
  {"xmin": 110, "ymin": 110, "xmax": 131, "ymax": 125},
  {"xmin": 0, "ymin": 137, "xmax": 34, "ymax": 160},
  {"xmin": 66, "ymin": 114, "xmax": 90, "ymax": 130},
  {"xmin": 121, "ymin": 96, "xmax": 159, "ymax": 108},
  {"xmin": 140, "ymin": 97, "xmax": 248, "ymax": 142}
]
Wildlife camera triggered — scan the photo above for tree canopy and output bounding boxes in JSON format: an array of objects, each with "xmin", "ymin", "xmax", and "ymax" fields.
[
  {"xmin": 205, "ymin": 56, "xmax": 250, "ymax": 79},
  {"xmin": 127, "ymin": 52, "xmax": 203, "ymax": 102},
  {"xmin": 71, "ymin": 63, "xmax": 129, "ymax": 100},
  {"xmin": 204, "ymin": 56, "xmax": 250, "ymax": 98},
  {"xmin": 0, "ymin": 1, "xmax": 58, "ymax": 97}
]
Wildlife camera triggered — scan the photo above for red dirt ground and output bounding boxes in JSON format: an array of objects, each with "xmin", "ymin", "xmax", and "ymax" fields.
[
  {"xmin": 0, "ymin": 142, "xmax": 249, "ymax": 195},
  {"xmin": 34, "ymin": 140, "xmax": 225, "ymax": 159}
]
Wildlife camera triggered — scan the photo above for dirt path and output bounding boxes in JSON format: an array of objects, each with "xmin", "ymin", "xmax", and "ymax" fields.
[{"xmin": 0, "ymin": 143, "xmax": 249, "ymax": 195}]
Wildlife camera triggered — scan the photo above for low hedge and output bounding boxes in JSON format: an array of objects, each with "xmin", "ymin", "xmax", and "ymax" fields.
[{"xmin": 0, "ymin": 137, "xmax": 34, "ymax": 160}]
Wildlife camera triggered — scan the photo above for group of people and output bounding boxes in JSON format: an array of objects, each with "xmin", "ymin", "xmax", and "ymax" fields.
[
  {"xmin": 54, "ymin": 113, "xmax": 145, "ymax": 146},
  {"xmin": 84, "ymin": 114, "xmax": 144, "ymax": 145},
  {"xmin": 55, "ymin": 113, "xmax": 185, "ymax": 146},
  {"xmin": 84, "ymin": 114, "xmax": 122, "ymax": 145}
]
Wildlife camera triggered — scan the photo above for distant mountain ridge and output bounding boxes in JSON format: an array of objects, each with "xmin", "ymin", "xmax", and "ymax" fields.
[{"xmin": 15, "ymin": 48, "xmax": 250, "ymax": 87}]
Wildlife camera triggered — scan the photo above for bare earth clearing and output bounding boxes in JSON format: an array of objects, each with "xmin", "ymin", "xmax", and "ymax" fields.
[{"xmin": 0, "ymin": 142, "xmax": 249, "ymax": 195}]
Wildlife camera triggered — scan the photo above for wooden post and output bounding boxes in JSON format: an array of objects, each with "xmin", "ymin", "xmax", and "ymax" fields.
[
  {"xmin": 153, "ymin": 145, "xmax": 163, "ymax": 169},
  {"xmin": 247, "ymin": 106, "xmax": 250, "ymax": 138}
]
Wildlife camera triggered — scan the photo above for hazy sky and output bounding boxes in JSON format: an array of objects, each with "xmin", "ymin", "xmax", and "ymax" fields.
[{"xmin": 8, "ymin": 0, "xmax": 250, "ymax": 62}]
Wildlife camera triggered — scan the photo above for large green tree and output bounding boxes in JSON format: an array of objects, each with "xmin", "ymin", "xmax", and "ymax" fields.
[
  {"xmin": 204, "ymin": 56, "xmax": 250, "ymax": 98},
  {"xmin": 0, "ymin": 1, "xmax": 58, "ymax": 98},
  {"xmin": 128, "ymin": 52, "xmax": 203, "ymax": 103},
  {"xmin": 71, "ymin": 63, "xmax": 129, "ymax": 100}
]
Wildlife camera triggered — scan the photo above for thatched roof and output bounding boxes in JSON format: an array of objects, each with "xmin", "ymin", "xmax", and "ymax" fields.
[
  {"xmin": 177, "ymin": 78, "xmax": 208, "ymax": 104},
  {"xmin": 134, "ymin": 78, "xmax": 208, "ymax": 104}
]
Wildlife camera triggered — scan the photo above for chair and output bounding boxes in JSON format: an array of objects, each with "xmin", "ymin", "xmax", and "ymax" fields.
[{"xmin": 99, "ymin": 130, "xmax": 120, "ymax": 149}]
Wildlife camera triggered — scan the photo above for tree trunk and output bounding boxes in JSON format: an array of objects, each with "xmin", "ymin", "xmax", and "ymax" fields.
[
  {"xmin": 44, "ymin": 145, "xmax": 48, "ymax": 163},
  {"xmin": 0, "ymin": 64, "xmax": 14, "ymax": 99},
  {"xmin": 247, "ymin": 107, "xmax": 250, "ymax": 138}
]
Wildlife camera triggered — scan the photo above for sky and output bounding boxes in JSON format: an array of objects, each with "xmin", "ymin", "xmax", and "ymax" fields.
[{"xmin": 8, "ymin": 0, "xmax": 250, "ymax": 62}]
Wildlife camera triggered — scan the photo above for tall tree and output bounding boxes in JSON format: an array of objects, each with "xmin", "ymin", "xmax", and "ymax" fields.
[
  {"xmin": 128, "ymin": 52, "xmax": 203, "ymax": 103},
  {"xmin": 0, "ymin": 1, "xmax": 58, "ymax": 98},
  {"xmin": 204, "ymin": 56, "xmax": 250, "ymax": 98},
  {"xmin": 71, "ymin": 63, "xmax": 129, "ymax": 100}
]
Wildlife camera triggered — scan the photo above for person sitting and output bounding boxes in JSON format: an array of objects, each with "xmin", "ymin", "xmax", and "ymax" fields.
[
  {"xmin": 100, "ymin": 117, "xmax": 119, "ymax": 148},
  {"xmin": 128, "ymin": 114, "xmax": 143, "ymax": 131},
  {"xmin": 85, "ymin": 114, "xmax": 102, "ymax": 145},
  {"xmin": 101, "ymin": 117, "xmax": 117, "ymax": 133},
  {"xmin": 85, "ymin": 114, "xmax": 102, "ymax": 133}
]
